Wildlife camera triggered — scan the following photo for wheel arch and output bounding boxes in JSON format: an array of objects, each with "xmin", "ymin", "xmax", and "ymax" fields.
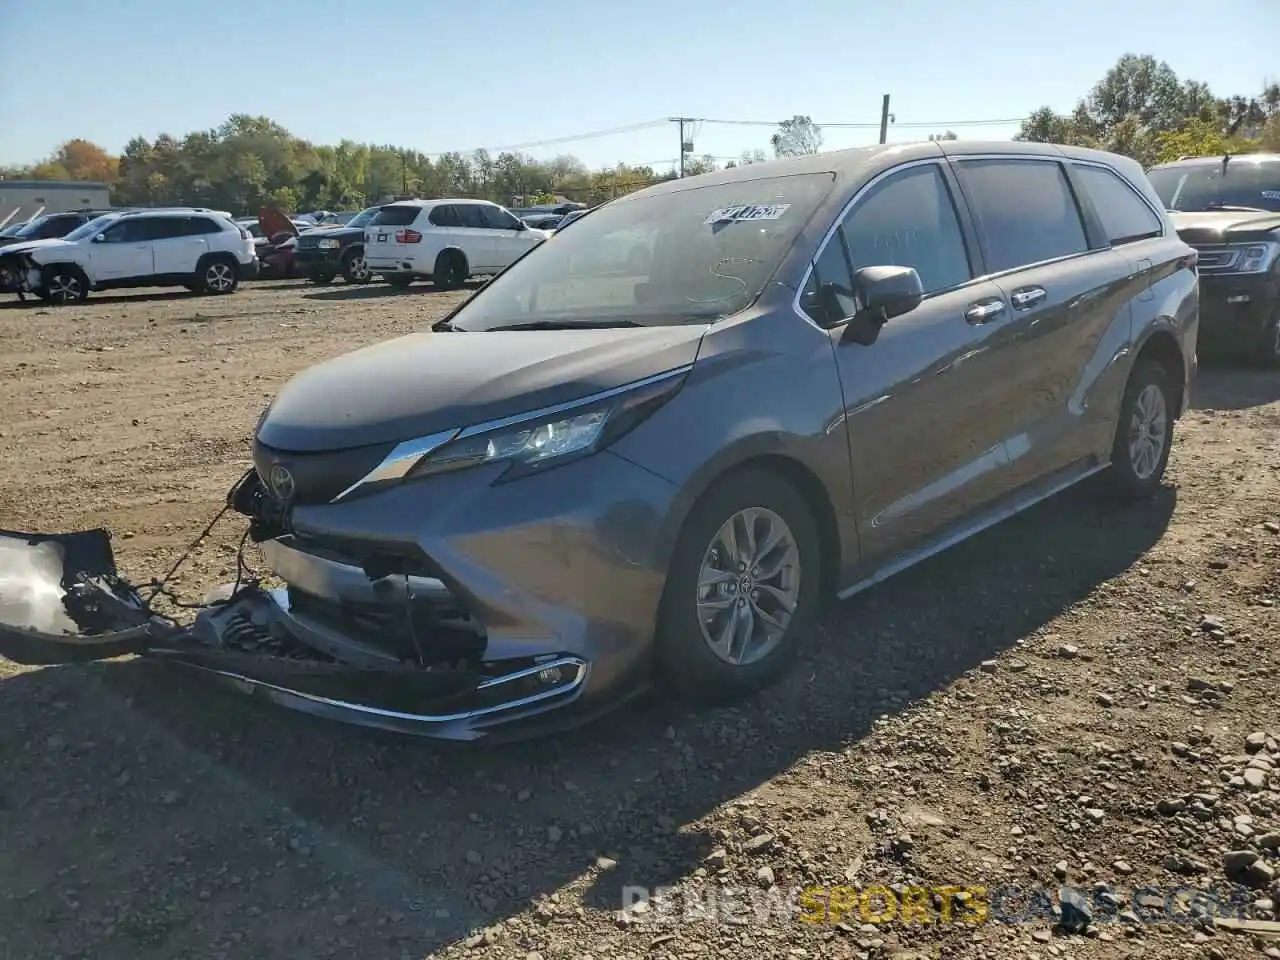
[
  {"xmin": 435, "ymin": 245, "xmax": 469, "ymax": 271},
  {"xmin": 1130, "ymin": 327, "xmax": 1187, "ymax": 420},
  {"xmin": 658, "ymin": 450, "xmax": 842, "ymax": 603}
]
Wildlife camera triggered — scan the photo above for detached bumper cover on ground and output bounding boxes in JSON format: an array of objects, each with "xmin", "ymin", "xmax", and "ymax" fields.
[{"xmin": 0, "ymin": 524, "xmax": 606, "ymax": 742}]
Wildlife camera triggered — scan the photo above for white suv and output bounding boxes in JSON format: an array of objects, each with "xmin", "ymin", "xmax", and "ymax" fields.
[
  {"xmin": 363, "ymin": 199, "xmax": 551, "ymax": 289},
  {"xmin": 3, "ymin": 207, "xmax": 258, "ymax": 304}
]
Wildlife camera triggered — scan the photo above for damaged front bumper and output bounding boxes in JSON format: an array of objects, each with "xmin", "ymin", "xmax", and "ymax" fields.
[{"xmin": 0, "ymin": 520, "xmax": 601, "ymax": 742}]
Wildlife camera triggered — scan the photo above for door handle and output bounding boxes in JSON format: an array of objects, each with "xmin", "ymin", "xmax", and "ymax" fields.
[
  {"xmin": 1010, "ymin": 286, "xmax": 1047, "ymax": 309},
  {"xmin": 964, "ymin": 298, "xmax": 1006, "ymax": 324}
]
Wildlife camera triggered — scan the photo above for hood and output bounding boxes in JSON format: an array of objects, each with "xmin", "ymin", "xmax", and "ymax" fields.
[
  {"xmin": 0, "ymin": 238, "xmax": 76, "ymax": 259},
  {"xmin": 1168, "ymin": 209, "xmax": 1280, "ymax": 245},
  {"xmin": 297, "ymin": 224, "xmax": 365, "ymax": 242},
  {"xmin": 257, "ymin": 324, "xmax": 707, "ymax": 452},
  {"xmin": 258, "ymin": 204, "xmax": 299, "ymax": 243}
]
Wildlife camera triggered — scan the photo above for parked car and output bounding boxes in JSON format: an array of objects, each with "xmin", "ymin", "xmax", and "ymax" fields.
[
  {"xmin": 0, "ymin": 140, "xmax": 1198, "ymax": 742},
  {"xmin": 364, "ymin": 198, "xmax": 551, "ymax": 289},
  {"xmin": 232, "ymin": 208, "xmax": 311, "ymax": 279},
  {"xmin": 0, "ymin": 209, "xmax": 115, "ymax": 248},
  {"xmin": 1146, "ymin": 152, "xmax": 1280, "ymax": 365},
  {"xmin": 522, "ymin": 213, "xmax": 564, "ymax": 230},
  {"xmin": 292, "ymin": 205, "xmax": 382, "ymax": 283},
  {"xmin": 0, "ymin": 207, "xmax": 257, "ymax": 303}
]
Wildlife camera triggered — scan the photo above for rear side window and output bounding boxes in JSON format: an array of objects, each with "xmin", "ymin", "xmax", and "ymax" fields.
[
  {"xmin": 184, "ymin": 217, "xmax": 224, "ymax": 235},
  {"xmin": 1072, "ymin": 164, "xmax": 1162, "ymax": 245},
  {"xmin": 955, "ymin": 159, "xmax": 1089, "ymax": 273},
  {"xmin": 428, "ymin": 205, "xmax": 461, "ymax": 227},
  {"xmin": 454, "ymin": 204, "xmax": 487, "ymax": 228},
  {"xmin": 839, "ymin": 163, "xmax": 973, "ymax": 294},
  {"xmin": 139, "ymin": 217, "xmax": 186, "ymax": 240},
  {"xmin": 370, "ymin": 205, "xmax": 421, "ymax": 227}
]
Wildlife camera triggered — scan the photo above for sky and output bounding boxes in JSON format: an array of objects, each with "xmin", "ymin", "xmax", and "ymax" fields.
[{"xmin": 1, "ymin": 0, "xmax": 1276, "ymax": 176}]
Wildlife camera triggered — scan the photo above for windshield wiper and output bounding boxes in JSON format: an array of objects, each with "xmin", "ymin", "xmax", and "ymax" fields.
[{"xmin": 478, "ymin": 319, "xmax": 643, "ymax": 332}]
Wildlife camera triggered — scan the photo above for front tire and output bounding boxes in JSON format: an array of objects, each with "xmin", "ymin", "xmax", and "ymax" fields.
[
  {"xmin": 342, "ymin": 248, "xmax": 371, "ymax": 284},
  {"xmin": 39, "ymin": 265, "xmax": 88, "ymax": 304},
  {"xmin": 654, "ymin": 467, "xmax": 822, "ymax": 704},
  {"xmin": 1102, "ymin": 359, "xmax": 1175, "ymax": 501},
  {"xmin": 1260, "ymin": 307, "xmax": 1280, "ymax": 368}
]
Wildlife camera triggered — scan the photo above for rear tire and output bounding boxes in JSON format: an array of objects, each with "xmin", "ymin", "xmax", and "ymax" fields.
[
  {"xmin": 654, "ymin": 467, "xmax": 822, "ymax": 704},
  {"xmin": 341, "ymin": 248, "xmax": 371, "ymax": 284},
  {"xmin": 195, "ymin": 256, "xmax": 240, "ymax": 295},
  {"xmin": 1101, "ymin": 359, "xmax": 1175, "ymax": 501},
  {"xmin": 38, "ymin": 265, "xmax": 89, "ymax": 304},
  {"xmin": 432, "ymin": 250, "xmax": 467, "ymax": 290}
]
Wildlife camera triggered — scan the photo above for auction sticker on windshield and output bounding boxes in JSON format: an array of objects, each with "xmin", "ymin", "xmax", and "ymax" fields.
[{"xmin": 704, "ymin": 203, "xmax": 791, "ymax": 224}]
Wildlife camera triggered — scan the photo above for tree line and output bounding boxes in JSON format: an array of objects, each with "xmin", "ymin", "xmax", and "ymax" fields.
[
  {"xmin": 2, "ymin": 53, "xmax": 1275, "ymax": 217},
  {"xmin": 1015, "ymin": 53, "xmax": 1279, "ymax": 164}
]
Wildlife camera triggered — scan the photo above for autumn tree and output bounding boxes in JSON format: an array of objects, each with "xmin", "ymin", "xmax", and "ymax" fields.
[{"xmin": 771, "ymin": 116, "xmax": 823, "ymax": 157}]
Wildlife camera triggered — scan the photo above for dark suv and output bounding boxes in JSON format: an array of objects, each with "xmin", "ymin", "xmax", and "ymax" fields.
[
  {"xmin": 0, "ymin": 209, "xmax": 114, "ymax": 248},
  {"xmin": 293, "ymin": 205, "xmax": 381, "ymax": 284},
  {"xmin": 1147, "ymin": 153, "xmax": 1280, "ymax": 364}
]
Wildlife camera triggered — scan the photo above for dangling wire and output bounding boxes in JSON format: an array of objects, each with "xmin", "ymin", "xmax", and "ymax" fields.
[{"xmin": 141, "ymin": 505, "xmax": 262, "ymax": 612}]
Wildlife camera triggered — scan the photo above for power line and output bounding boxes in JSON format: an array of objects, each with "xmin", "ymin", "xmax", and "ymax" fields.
[
  {"xmin": 419, "ymin": 114, "xmax": 1027, "ymax": 159},
  {"xmin": 692, "ymin": 115, "xmax": 1028, "ymax": 129},
  {"xmin": 422, "ymin": 119, "xmax": 669, "ymax": 158}
]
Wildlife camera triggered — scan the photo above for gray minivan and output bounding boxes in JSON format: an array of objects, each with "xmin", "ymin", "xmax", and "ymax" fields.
[{"xmin": 0, "ymin": 140, "xmax": 1199, "ymax": 742}]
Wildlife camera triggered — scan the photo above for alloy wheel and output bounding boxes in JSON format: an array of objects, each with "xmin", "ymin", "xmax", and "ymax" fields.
[
  {"xmin": 1127, "ymin": 382, "xmax": 1168, "ymax": 481},
  {"xmin": 349, "ymin": 256, "xmax": 370, "ymax": 282},
  {"xmin": 47, "ymin": 272, "xmax": 82, "ymax": 303},
  {"xmin": 696, "ymin": 506, "xmax": 801, "ymax": 666},
  {"xmin": 206, "ymin": 262, "xmax": 235, "ymax": 293}
]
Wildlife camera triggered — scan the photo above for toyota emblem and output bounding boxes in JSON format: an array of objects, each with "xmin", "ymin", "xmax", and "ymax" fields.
[{"xmin": 268, "ymin": 463, "xmax": 295, "ymax": 501}]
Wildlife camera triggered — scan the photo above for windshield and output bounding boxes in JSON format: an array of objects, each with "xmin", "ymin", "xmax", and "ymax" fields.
[
  {"xmin": 449, "ymin": 172, "xmax": 835, "ymax": 331},
  {"xmin": 1148, "ymin": 159, "xmax": 1280, "ymax": 212},
  {"xmin": 6, "ymin": 215, "xmax": 50, "ymax": 238},
  {"xmin": 62, "ymin": 214, "xmax": 118, "ymax": 242},
  {"xmin": 345, "ymin": 207, "xmax": 379, "ymax": 229}
]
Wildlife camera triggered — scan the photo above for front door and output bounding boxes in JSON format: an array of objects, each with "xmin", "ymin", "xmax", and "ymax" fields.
[
  {"xmin": 88, "ymin": 218, "xmax": 153, "ymax": 280},
  {"xmin": 812, "ymin": 160, "xmax": 1023, "ymax": 563},
  {"xmin": 478, "ymin": 204, "xmax": 542, "ymax": 269}
]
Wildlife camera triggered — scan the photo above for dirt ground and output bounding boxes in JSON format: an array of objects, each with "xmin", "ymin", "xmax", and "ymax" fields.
[{"xmin": 0, "ymin": 280, "xmax": 1278, "ymax": 960}]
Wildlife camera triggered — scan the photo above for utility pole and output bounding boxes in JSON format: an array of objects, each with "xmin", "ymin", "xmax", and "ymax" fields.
[
  {"xmin": 878, "ymin": 95, "xmax": 892, "ymax": 144},
  {"xmin": 670, "ymin": 117, "xmax": 696, "ymax": 177}
]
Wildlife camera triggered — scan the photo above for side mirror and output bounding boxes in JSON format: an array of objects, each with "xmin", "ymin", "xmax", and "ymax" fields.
[
  {"xmin": 512, "ymin": 221, "xmax": 527, "ymax": 231},
  {"xmin": 831, "ymin": 265, "xmax": 924, "ymax": 345},
  {"xmin": 92, "ymin": 233, "xmax": 107, "ymax": 243}
]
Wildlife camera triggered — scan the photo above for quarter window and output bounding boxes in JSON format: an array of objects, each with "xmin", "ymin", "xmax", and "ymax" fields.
[
  {"xmin": 839, "ymin": 163, "xmax": 973, "ymax": 295},
  {"xmin": 1072, "ymin": 164, "xmax": 1162, "ymax": 245},
  {"xmin": 954, "ymin": 159, "xmax": 1088, "ymax": 272},
  {"xmin": 370, "ymin": 204, "xmax": 421, "ymax": 227}
]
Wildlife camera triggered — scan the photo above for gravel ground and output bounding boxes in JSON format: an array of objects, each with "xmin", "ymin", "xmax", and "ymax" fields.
[{"xmin": 0, "ymin": 281, "xmax": 1278, "ymax": 960}]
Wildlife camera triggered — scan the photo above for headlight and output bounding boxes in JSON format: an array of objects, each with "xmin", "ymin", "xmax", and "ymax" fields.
[
  {"xmin": 410, "ymin": 367, "xmax": 690, "ymax": 483},
  {"xmin": 1232, "ymin": 241, "xmax": 1279, "ymax": 274},
  {"xmin": 317, "ymin": 237, "xmax": 341, "ymax": 249}
]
